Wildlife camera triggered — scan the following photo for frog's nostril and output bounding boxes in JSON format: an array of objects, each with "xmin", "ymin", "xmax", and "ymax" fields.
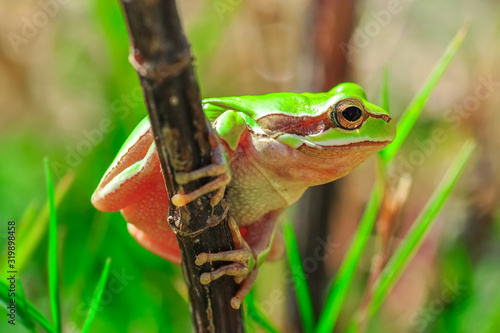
[{"xmin": 381, "ymin": 114, "xmax": 392, "ymax": 123}]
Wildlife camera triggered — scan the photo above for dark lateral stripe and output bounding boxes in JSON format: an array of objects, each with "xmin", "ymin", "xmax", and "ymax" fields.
[
  {"xmin": 257, "ymin": 109, "xmax": 392, "ymax": 137},
  {"xmin": 366, "ymin": 111, "xmax": 392, "ymax": 123},
  {"xmin": 256, "ymin": 111, "xmax": 334, "ymax": 137}
]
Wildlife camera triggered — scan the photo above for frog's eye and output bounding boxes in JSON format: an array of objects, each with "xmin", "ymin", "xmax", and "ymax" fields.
[{"xmin": 333, "ymin": 98, "xmax": 365, "ymax": 130}]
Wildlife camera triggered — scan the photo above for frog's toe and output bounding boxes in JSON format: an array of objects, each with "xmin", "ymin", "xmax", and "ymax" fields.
[
  {"xmin": 199, "ymin": 263, "xmax": 249, "ymax": 285},
  {"xmin": 196, "ymin": 248, "xmax": 254, "ymax": 267},
  {"xmin": 171, "ymin": 173, "xmax": 229, "ymax": 207},
  {"xmin": 171, "ymin": 134, "xmax": 230, "ymax": 207},
  {"xmin": 231, "ymin": 269, "xmax": 259, "ymax": 309},
  {"xmin": 197, "ymin": 261, "xmax": 258, "ymax": 310}
]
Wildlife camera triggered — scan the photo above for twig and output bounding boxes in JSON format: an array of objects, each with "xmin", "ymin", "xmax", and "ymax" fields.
[{"xmin": 118, "ymin": 1, "xmax": 244, "ymax": 332}]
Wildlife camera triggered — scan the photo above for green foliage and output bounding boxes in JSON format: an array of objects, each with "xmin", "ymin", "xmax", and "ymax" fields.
[
  {"xmin": 0, "ymin": 173, "xmax": 74, "ymax": 275},
  {"xmin": 0, "ymin": 281, "xmax": 54, "ymax": 332},
  {"xmin": 1, "ymin": 162, "xmax": 113, "ymax": 332},
  {"xmin": 82, "ymin": 258, "xmax": 112, "ymax": 333},
  {"xmin": 285, "ymin": 24, "xmax": 477, "ymax": 333},
  {"xmin": 45, "ymin": 158, "xmax": 62, "ymax": 332},
  {"xmin": 2, "ymin": 1, "xmax": 191, "ymax": 331},
  {"xmin": 16, "ymin": 280, "xmax": 37, "ymax": 332},
  {"xmin": 283, "ymin": 221, "xmax": 315, "ymax": 333},
  {"xmin": 350, "ymin": 140, "xmax": 476, "ymax": 332},
  {"xmin": 379, "ymin": 24, "xmax": 469, "ymax": 162},
  {"xmin": 245, "ymin": 291, "xmax": 281, "ymax": 333},
  {"xmin": 314, "ymin": 182, "xmax": 384, "ymax": 333}
]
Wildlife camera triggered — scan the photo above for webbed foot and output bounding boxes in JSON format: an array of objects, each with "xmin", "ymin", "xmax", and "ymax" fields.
[{"xmin": 195, "ymin": 217, "xmax": 258, "ymax": 309}]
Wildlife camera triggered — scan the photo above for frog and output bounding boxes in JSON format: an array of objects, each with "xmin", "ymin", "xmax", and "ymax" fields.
[{"xmin": 91, "ymin": 82, "xmax": 396, "ymax": 309}]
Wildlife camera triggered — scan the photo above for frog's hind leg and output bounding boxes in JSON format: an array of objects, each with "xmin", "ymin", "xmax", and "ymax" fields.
[
  {"xmin": 92, "ymin": 118, "xmax": 157, "ymax": 212},
  {"xmin": 195, "ymin": 212, "xmax": 280, "ymax": 309},
  {"xmin": 127, "ymin": 223, "xmax": 181, "ymax": 265},
  {"xmin": 120, "ymin": 163, "xmax": 182, "ymax": 265}
]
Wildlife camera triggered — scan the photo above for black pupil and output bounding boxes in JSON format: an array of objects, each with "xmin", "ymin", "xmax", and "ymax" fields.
[{"xmin": 343, "ymin": 106, "xmax": 362, "ymax": 122}]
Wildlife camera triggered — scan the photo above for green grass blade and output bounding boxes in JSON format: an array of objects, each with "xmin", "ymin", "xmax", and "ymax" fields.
[
  {"xmin": 283, "ymin": 221, "xmax": 315, "ymax": 333},
  {"xmin": 17, "ymin": 280, "xmax": 37, "ymax": 332},
  {"xmin": 0, "ymin": 281, "xmax": 54, "ymax": 332},
  {"xmin": 358, "ymin": 140, "xmax": 476, "ymax": 329},
  {"xmin": 314, "ymin": 181, "xmax": 384, "ymax": 333},
  {"xmin": 380, "ymin": 23, "xmax": 468, "ymax": 162},
  {"xmin": 245, "ymin": 292, "xmax": 281, "ymax": 333},
  {"xmin": 44, "ymin": 158, "xmax": 61, "ymax": 332},
  {"xmin": 1, "ymin": 172, "xmax": 74, "ymax": 274},
  {"xmin": 0, "ymin": 204, "xmax": 37, "ymax": 273},
  {"xmin": 82, "ymin": 257, "xmax": 112, "ymax": 333},
  {"xmin": 16, "ymin": 202, "xmax": 39, "ymax": 239}
]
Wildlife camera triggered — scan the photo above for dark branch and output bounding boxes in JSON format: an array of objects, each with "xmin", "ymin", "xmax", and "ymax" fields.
[{"xmin": 118, "ymin": 1, "xmax": 244, "ymax": 332}]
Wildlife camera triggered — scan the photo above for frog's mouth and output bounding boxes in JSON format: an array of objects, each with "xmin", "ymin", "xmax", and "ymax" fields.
[
  {"xmin": 296, "ymin": 140, "xmax": 391, "ymax": 158},
  {"xmin": 271, "ymin": 127, "xmax": 394, "ymax": 156}
]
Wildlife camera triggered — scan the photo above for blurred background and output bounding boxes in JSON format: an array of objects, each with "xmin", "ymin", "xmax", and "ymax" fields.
[{"xmin": 1, "ymin": 0, "xmax": 499, "ymax": 332}]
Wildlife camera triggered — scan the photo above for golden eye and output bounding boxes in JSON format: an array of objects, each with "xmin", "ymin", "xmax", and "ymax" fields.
[{"xmin": 333, "ymin": 98, "xmax": 365, "ymax": 130}]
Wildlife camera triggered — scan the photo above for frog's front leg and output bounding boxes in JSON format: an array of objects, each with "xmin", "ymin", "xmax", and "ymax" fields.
[
  {"xmin": 171, "ymin": 109, "xmax": 251, "ymax": 207},
  {"xmin": 195, "ymin": 213, "xmax": 279, "ymax": 309},
  {"xmin": 171, "ymin": 133, "xmax": 230, "ymax": 207}
]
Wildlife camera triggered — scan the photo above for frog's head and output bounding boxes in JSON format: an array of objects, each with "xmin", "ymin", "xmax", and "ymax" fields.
[
  {"xmin": 259, "ymin": 82, "xmax": 395, "ymax": 155},
  {"xmin": 256, "ymin": 82, "xmax": 396, "ymax": 182}
]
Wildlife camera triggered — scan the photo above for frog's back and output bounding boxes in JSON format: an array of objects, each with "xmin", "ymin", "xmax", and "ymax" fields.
[{"xmin": 202, "ymin": 90, "xmax": 332, "ymax": 123}]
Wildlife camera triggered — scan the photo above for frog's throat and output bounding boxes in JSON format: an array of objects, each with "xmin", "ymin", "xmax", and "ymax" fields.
[{"xmin": 247, "ymin": 156, "xmax": 306, "ymax": 208}]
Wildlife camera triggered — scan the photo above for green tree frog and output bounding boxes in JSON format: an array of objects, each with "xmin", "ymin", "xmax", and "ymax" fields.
[{"xmin": 91, "ymin": 82, "xmax": 395, "ymax": 309}]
